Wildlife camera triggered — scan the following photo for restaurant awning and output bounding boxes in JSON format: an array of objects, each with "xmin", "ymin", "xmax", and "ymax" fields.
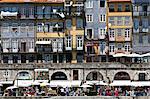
[
  {"xmin": 34, "ymin": 69, "xmax": 49, "ymax": 72},
  {"xmin": 84, "ymin": 81, "xmax": 99, "ymax": 85},
  {"xmin": 36, "ymin": 41, "xmax": 51, "ymax": 45},
  {"xmin": 131, "ymin": 81, "xmax": 150, "ymax": 87},
  {"xmin": 0, "ymin": 81, "xmax": 13, "ymax": 84},
  {"xmin": 1, "ymin": 11, "xmax": 18, "ymax": 17},
  {"xmin": 113, "ymin": 53, "xmax": 128, "ymax": 57},
  {"xmin": 14, "ymin": 80, "xmax": 33, "ymax": 87},
  {"xmin": 127, "ymin": 53, "xmax": 142, "ymax": 57},
  {"xmin": 110, "ymin": 80, "xmax": 131, "ymax": 86},
  {"xmin": 141, "ymin": 53, "xmax": 150, "ymax": 57},
  {"xmin": 50, "ymin": 80, "xmax": 81, "ymax": 87}
]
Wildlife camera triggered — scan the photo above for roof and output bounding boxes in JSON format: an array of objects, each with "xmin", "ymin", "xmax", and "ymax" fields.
[
  {"xmin": 0, "ymin": 0, "xmax": 65, "ymax": 3},
  {"xmin": 132, "ymin": 0, "xmax": 149, "ymax": 4},
  {"xmin": 108, "ymin": 0, "xmax": 131, "ymax": 2}
]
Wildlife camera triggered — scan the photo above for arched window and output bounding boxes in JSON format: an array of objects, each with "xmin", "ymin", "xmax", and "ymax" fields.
[
  {"xmin": 86, "ymin": 71, "xmax": 103, "ymax": 81},
  {"xmin": 114, "ymin": 72, "xmax": 130, "ymax": 80},
  {"xmin": 17, "ymin": 71, "xmax": 32, "ymax": 80},
  {"xmin": 51, "ymin": 72, "xmax": 67, "ymax": 80}
]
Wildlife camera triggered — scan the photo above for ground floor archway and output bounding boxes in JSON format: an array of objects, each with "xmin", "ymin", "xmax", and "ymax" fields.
[
  {"xmin": 51, "ymin": 71, "xmax": 67, "ymax": 80},
  {"xmin": 86, "ymin": 71, "xmax": 103, "ymax": 81}
]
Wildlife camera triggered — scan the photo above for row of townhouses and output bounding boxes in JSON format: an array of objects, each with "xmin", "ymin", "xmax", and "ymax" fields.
[{"xmin": 0, "ymin": 0, "xmax": 149, "ymax": 64}]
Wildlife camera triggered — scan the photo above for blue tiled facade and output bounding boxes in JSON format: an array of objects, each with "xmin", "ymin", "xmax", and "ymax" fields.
[
  {"xmin": 85, "ymin": 0, "xmax": 107, "ymax": 62},
  {"xmin": 132, "ymin": 0, "xmax": 150, "ymax": 54}
]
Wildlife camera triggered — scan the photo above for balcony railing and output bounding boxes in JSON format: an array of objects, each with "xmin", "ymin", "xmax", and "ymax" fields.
[{"xmin": 134, "ymin": 11, "xmax": 150, "ymax": 16}]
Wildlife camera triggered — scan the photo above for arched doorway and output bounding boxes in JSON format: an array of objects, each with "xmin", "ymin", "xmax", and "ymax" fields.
[
  {"xmin": 51, "ymin": 72, "xmax": 67, "ymax": 80},
  {"xmin": 114, "ymin": 72, "xmax": 130, "ymax": 80},
  {"xmin": 86, "ymin": 71, "xmax": 103, "ymax": 81},
  {"xmin": 16, "ymin": 71, "xmax": 32, "ymax": 80}
]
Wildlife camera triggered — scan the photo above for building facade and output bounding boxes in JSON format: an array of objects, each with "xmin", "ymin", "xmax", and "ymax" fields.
[
  {"xmin": 64, "ymin": 0, "xmax": 85, "ymax": 63},
  {"xmin": 132, "ymin": 0, "xmax": 150, "ymax": 54},
  {"xmin": 84, "ymin": 0, "xmax": 108, "ymax": 62},
  {"xmin": 0, "ymin": 2, "xmax": 36, "ymax": 64},
  {"xmin": 107, "ymin": 0, "xmax": 132, "ymax": 59}
]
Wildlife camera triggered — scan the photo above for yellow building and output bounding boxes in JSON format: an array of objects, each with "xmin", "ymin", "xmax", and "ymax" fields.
[
  {"xmin": 107, "ymin": 0, "xmax": 132, "ymax": 56},
  {"xmin": 35, "ymin": 1, "xmax": 65, "ymax": 63},
  {"xmin": 64, "ymin": 0, "xmax": 85, "ymax": 63}
]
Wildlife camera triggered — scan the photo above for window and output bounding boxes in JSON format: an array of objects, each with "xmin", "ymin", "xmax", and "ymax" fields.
[
  {"xmin": 109, "ymin": 45, "xmax": 115, "ymax": 52},
  {"xmin": 28, "ymin": 23, "xmax": 34, "ymax": 33},
  {"xmin": 58, "ymin": 39, "xmax": 63, "ymax": 52},
  {"xmin": 76, "ymin": 19, "xmax": 83, "ymax": 28},
  {"xmin": 117, "ymin": 17, "xmax": 122, "ymax": 26},
  {"xmin": 13, "ymin": 55, "xmax": 18, "ymax": 63},
  {"xmin": 86, "ymin": 14, "xmax": 93, "ymax": 22},
  {"xmin": 99, "ymin": 28, "xmax": 106, "ymax": 36},
  {"xmin": 29, "ymin": 40, "xmax": 34, "ymax": 49},
  {"xmin": 134, "ymin": 19, "xmax": 139, "ymax": 30},
  {"xmin": 125, "ymin": 4, "xmax": 130, "ymax": 12},
  {"xmin": 53, "ymin": 55, "xmax": 57, "ymax": 63},
  {"xmin": 3, "ymin": 39, "xmax": 10, "ymax": 49},
  {"xmin": 37, "ymin": 24, "xmax": 43, "ymax": 32},
  {"xmin": 66, "ymin": 19, "xmax": 72, "ymax": 28},
  {"xmin": 100, "ymin": 0, "xmax": 105, "ymax": 7},
  {"xmin": 142, "ymin": 19, "xmax": 148, "ymax": 28},
  {"xmin": 125, "ymin": 44, "xmax": 130, "ymax": 52},
  {"xmin": 66, "ymin": 36, "xmax": 72, "ymax": 47},
  {"xmin": 77, "ymin": 36, "xmax": 83, "ymax": 48},
  {"xmin": 125, "ymin": 29, "xmax": 130, "ymax": 38},
  {"xmin": 148, "ymin": 35, "xmax": 150, "ymax": 43},
  {"xmin": 2, "ymin": 23, "xmax": 9, "ymax": 34},
  {"xmin": 86, "ymin": 29, "xmax": 93, "ymax": 39},
  {"xmin": 21, "ymin": 7, "xmax": 26, "ymax": 15},
  {"xmin": 20, "ymin": 23, "xmax": 26, "ymax": 34},
  {"xmin": 109, "ymin": 17, "xmax": 115, "ymax": 25},
  {"xmin": 29, "ymin": 7, "xmax": 34, "ymax": 16},
  {"xmin": 100, "ymin": 14, "xmax": 106, "ymax": 22},
  {"xmin": 52, "ymin": 40, "xmax": 57, "ymax": 51},
  {"xmin": 44, "ymin": 24, "xmax": 49, "ymax": 32},
  {"xmin": 125, "ymin": 17, "xmax": 130, "ymax": 25},
  {"xmin": 117, "ymin": 29, "xmax": 122, "ymax": 36},
  {"xmin": 86, "ymin": 1, "xmax": 93, "ymax": 8},
  {"xmin": 117, "ymin": 43, "xmax": 122, "ymax": 50},
  {"xmin": 3, "ymin": 55, "xmax": 8, "ymax": 63},
  {"xmin": 139, "ymin": 73, "xmax": 146, "ymax": 81},
  {"xmin": 139, "ymin": 35, "xmax": 143, "ymax": 43},
  {"xmin": 109, "ymin": 29, "xmax": 115, "ymax": 37},
  {"xmin": 118, "ymin": 4, "xmax": 122, "ymax": 12},
  {"xmin": 12, "ymin": 39, "xmax": 18, "ymax": 49},
  {"xmin": 109, "ymin": 4, "xmax": 114, "ymax": 12},
  {"xmin": 143, "ymin": 5, "xmax": 147, "ymax": 12},
  {"xmin": 4, "ymin": 70, "xmax": 9, "ymax": 77},
  {"xmin": 59, "ymin": 54, "xmax": 63, "ymax": 63},
  {"xmin": 73, "ymin": 70, "xmax": 78, "ymax": 80}
]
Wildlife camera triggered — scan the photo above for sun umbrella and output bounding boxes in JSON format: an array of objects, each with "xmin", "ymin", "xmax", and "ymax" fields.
[
  {"xmin": 80, "ymin": 84, "xmax": 92, "ymax": 88},
  {"xmin": 31, "ymin": 81, "xmax": 40, "ymax": 86},
  {"xmin": 40, "ymin": 82, "xmax": 50, "ymax": 87}
]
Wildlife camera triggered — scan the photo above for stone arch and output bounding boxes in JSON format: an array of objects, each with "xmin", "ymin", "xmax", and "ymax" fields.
[
  {"xmin": 16, "ymin": 71, "xmax": 32, "ymax": 80},
  {"xmin": 86, "ymin": 71, "xmax": 103, "ymax": 81},
  {"xmin": 114, "ymin": 71, "xmax": 130, "ymax": 80},
  {"xmin": 51, "ymin": 71, "xmax": 68, "ymax": 80}
]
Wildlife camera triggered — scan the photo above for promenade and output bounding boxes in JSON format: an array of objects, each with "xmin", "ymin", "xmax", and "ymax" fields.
[{"xmin": 0, "ymin": 96, "xmax": 149, "ymax": 99}]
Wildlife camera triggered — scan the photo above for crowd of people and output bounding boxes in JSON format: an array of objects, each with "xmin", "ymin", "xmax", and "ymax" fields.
[{"xmin": 2, "ymin": 85, "xmax": 150, "ymax": 97}]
